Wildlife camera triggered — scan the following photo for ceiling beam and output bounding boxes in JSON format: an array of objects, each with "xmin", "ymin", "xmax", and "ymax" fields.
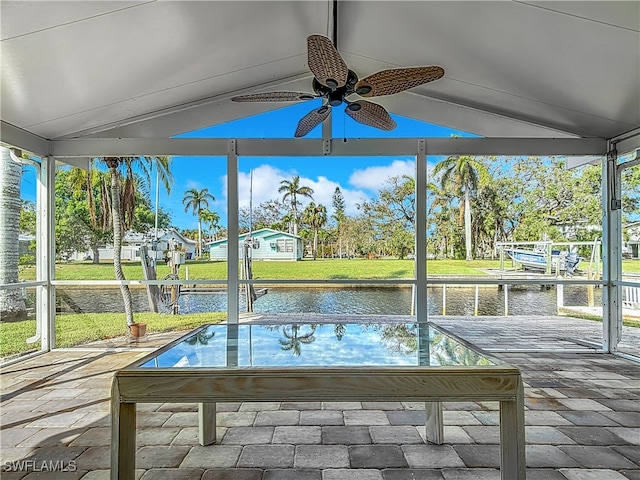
[
  {"xmin": 610, "ymin": 128, "xmax": 640, "ymax": 157},
  {"xmin": 0, "ymin": 121, "xmax": 50, "ymax": 158},
  {"xmin": 50, "ymin": 137, "xmax": 607, "ymax": 158}
]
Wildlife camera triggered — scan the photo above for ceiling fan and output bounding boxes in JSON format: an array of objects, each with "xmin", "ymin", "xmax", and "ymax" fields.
[{"xmin": 231, "ymin": 35, "xmax": 445, "ymax": 138}]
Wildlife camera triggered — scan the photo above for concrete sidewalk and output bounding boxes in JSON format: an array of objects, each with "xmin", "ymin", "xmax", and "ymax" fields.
[{"xmin": 1, "ymin": 317, "xmax": 638, "ymax": 479}]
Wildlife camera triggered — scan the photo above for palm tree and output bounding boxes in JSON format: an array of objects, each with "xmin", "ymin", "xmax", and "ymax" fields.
[
  {"xmin": 182, "ymin": 188, "xmax": 215, "ymax": 258},
  {"xmin": 0, "ymin": 147, "xmax": 27, "ymax": 320},
  {"xmin": 278, "ymin": 176, "xmax": 314, "ymax": 235},
  {"xmin": 199, "ymin": 208, "xmax": 221, "ymax": 242},
  {"xmin": 66, "ymin": 164, "xmax": 113, "ymax": 263},
  {"xmin": 302, "ymin": 202, "xmax": 328, "ymax": 259},
  {"xmin": 427, "ymin": 180, "xmax": 458, "ymax": 258},
  {"xmin": 102, "ymin": 156, "xmax": 173, "ymax": 327},
  {"xmin": 334, "ymin": 323, "xmax": 346, "ymax": 341},
  {"xmin": 433, "ymin": 155, "xmax": 487, "ymax": 260},
  {"xmin": 278, "ymin": 324, "xmax": 317, "ymax": 356}
]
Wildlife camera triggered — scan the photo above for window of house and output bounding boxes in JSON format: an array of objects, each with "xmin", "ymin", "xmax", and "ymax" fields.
[{"xmin": 276, "ymin": 239, "xmax": 293, "ymax": 252}]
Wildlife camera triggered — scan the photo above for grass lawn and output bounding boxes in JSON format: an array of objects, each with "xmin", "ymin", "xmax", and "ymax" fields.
[
  {"xmin": 19, "ymin": 258, "xmax": 506, "ymax": 281},
  {"xmin": 17, "ymin": 258, "xmax": 640, "ymax": 282},
  {"xmin": 0, "ymin": 311, "xmax": 226, "ymax": 360},
  {"xmin": 623, "ymin": 259, "xmax": 640, "ymax": 274}
]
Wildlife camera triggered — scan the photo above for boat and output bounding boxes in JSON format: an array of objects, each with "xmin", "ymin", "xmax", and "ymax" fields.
[{"xmin": 504, "ymin": 246, "xmax": 580, "ymax": 275}]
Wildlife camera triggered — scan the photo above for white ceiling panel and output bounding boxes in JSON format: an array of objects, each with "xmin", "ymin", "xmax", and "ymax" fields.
[
  {"xmin": 0, "ymin": 1, "xmax": 145, "ymax": 40},
  {"xmin": 338, "ymin": 1, "xmax": 639, "ymax": 138},
  {"xmin": 1, "ymin": 1, "xmax": 638, "ymax": 143}
]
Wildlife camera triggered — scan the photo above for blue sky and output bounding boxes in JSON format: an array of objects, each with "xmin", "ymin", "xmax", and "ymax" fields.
[
  {"xmin": 19, "ymin": 101, "xmax": 476, "ymax": 231},
  {"xmin": 167, "ymin": 101, "xmax": 474, "ymax": 230}
]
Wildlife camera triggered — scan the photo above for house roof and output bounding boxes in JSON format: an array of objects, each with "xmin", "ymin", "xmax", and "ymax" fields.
[
  {"xmin": 208, "ymin": 228, "xmax": 300, "ymax": 246},
  {"xmin": 1, "ymin": 1, "xmax": 638, "ymax": 149},
  {"xmin": 124, "ymin": 229, "xmax": 196, "ymax": 245}
]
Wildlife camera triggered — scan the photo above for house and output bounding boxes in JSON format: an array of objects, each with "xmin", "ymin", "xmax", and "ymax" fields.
[
  {"xmin": 141, "ymin": 229, "xmax": 198, "ymax": 260},
  {"xmin": 18, "ymin": 233, "xmax": 36, "ymax": 257},
  {"xmin": 623, "ymin": 221, "xmax": 640, "ymax": 259},
  {"xmin": 208, "ymin": 228, "xmax": 302, "ymax": 261},
  {"xmin": 70, "ymin": 229, "xmax": 197, "ymax": 262}
]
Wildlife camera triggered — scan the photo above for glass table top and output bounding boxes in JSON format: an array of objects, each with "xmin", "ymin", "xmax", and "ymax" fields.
[{"xmin": 138, "ymin": 323, "xmax": 496, "ymax": 369}]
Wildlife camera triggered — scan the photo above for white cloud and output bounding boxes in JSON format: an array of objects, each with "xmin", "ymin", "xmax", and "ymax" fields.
[
  {"xmin": 222, "ymin": 164, "xmax": 369, "ymax": 218},
  {"xmin": 300, "ymin": 176, "xmax": 368, "ymax": 217},
  {"xmin": 349, "ymin": 159, "xmax": 415, "ymax": 191}
]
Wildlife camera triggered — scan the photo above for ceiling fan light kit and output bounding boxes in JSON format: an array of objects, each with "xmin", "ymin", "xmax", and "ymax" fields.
[{"xmin": 231, "ymin": 34, "xmax": 444, "ymax": 138}]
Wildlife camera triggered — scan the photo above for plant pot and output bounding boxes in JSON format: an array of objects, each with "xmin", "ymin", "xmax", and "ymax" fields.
[{"xmin": 129, "ymin": 322, "xmax": 147, "ymax": 338}]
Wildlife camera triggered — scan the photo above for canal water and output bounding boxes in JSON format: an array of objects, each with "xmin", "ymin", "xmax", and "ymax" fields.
[{"xmin": 56, "ymin": 285, "xmax": 602, "ymax": 317}]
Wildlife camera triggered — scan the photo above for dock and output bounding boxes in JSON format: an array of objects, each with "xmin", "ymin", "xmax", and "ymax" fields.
[
  {"xmin": 559, "ymin": 305, "xmax": 640, "ymax": 322},
  {"xmin": 180, "ymin": 287, "xmax": 268, "ymax": 299}
]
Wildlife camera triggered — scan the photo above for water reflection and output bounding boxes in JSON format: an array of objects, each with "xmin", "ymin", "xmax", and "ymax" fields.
[
  {"xmin": 140, "ymin": 323, "xmax": 495, "ymax": 368},
  {"xmin": 278, "ymin": 324, "xmax": 317, "ymax": 356},
  {"xmin": 430, "ymin": 333, "xmax": 492, "ymax": 366},
  {"xmin": 56, "ymin": 285, "xmax": 602, "ymax": 316},
  {"xmin": 185, "ymin": 329, "xmax": 216, "ymax": 346}
]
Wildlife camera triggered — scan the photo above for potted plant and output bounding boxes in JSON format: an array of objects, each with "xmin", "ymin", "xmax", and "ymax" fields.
[{"xmin": 129, "ymin": 322, "xmax": 147, "ymax": 340}]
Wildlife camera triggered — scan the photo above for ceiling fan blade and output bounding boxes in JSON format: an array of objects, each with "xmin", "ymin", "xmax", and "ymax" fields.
[
  {"xmin": 345, "ymin": 101, "xmax": 396, "ymax": 131},
  {"xmin": 355, "ymin": 66, "xmax": 445, "ymax": 97},
  {"xmin": 307, "ymin": 35, "xmax": 349, "ymax": 90},
  {"xmin": 231, "ymin": 92, "xmax": 316, "ymax": 102},
  {"xmin": 295, "ymin": 106, "xmax": 331, "ymax": 138}
]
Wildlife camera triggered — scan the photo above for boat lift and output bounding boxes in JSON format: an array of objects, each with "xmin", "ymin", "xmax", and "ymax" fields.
[{"xmin": 497, "ymin": 239, "xmax": 601, "ymax": 277}]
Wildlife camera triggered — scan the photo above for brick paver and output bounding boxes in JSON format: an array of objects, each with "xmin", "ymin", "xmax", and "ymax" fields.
[{"xmin": 1, "ymin": 316, "xmax": 638, "ymax": 479}]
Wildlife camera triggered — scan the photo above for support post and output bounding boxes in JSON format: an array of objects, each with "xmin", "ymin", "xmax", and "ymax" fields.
[
  {"xmin": 602, "ymin": 148, "xmax": 622, "ymax": 352},
  {"xmin": 424, "ymin": 401, "xmax": 444, "ymax": 444},
  {"xmin": 587, "ymin": 267, "xmax": 595, "ymax": 307},
  {"xmin": 140, "ymin": 246, "xmax": 159, "ymax": 313},
  {"xmin": 111, "ymin": 379, "xmax": 136, "ymax": 480},
  {"xmin": 198, "ymin": 402, "xmax": 217, "ymax": 446},
  {"xmin": 442, "ymin": 285, "xmax": 447, "ymax": 315},
  {"xmin": 171, "ymin": 262, "xmax": 179, "ymax": 315},
  {"xmin": 322, "ymin": 112, "xmax": 332, "ymax": 142},
  {"xmin": 503, "ymin": 284, "xmax": 509, "ymax": 316},
  {"xmin": 227, "ymin": 140, "xmax": 239, "ymax": 324},
  {"xmin": 556, "ymin": 282, "xmax": 564, "ymax": 313},
  {"xmin": 415, "ymin": 140, "xmax": 427, "ymax": 323},
  {"xmin": 499, "ymin": 377, "xmax": 526, "ymax": 480},
  {"xmin": 38, "ymin": 156, "xmax": 56, "ymax": 350},
  {"xmin": 474, "ymin": 284, "xmax": 479, "ymax": 316}
]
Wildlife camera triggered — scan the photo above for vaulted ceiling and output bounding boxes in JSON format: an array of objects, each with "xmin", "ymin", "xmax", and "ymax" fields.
[{"xmin": 1, "ymin": 1, "xmax": 638, "ymax": 144}]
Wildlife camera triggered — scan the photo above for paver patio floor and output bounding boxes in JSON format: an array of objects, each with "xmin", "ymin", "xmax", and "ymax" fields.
[{"xmin": 1, "ymin": 315, "xmax": 638, "ymax": 479}]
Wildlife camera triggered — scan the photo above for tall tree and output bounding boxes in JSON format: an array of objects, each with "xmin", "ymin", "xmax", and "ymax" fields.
[
  {"xmin": 101, "ymin": 156, "xmax": 173, "ymax": 327},
  {"xmin": 59, "ymin": 166, "xmax": 171, "ymax": 262},
  {"xmin": 0, "ymin": 147, "xmax": 27, "ymax": 320},
  {"xmin": 61, "ymin": 166, "xmax": 112, "ymax": 263},
  {"xmin": 433, "ymin": 155, "xmax": 487, "ymax": 260},
  {"xmin": 199, "ymin": 208, "xmax": 221, "ymax": 242},
  {"xmin": 332, "ymin": 187, "xmax": 347, "ymax": 256},
  {"xmin": 278, "ymin": 175, "xmax": 314, "ymax": 235},
  {"xmin": 182, "ymin": 188, "xmax": 215, "ymax": 258},
  {"xmin": 302, "ymin": 202, "xmax": 328, "ymax": 259},
  {"xmin": 239, "ymin": 199, "xmax": 289, "ymax": 232},
  {"xmin": 357, "ymin": 175, "xmax": 415, "ymax": 257},
  {"xmin": 427, "ymin": 180, "xmax": 458, "ymax": 258}
]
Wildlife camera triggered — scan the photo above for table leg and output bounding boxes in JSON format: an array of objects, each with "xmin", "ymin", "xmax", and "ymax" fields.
[
  {"xmin": 499, "ymin": 381, "xmax": 526, "ymax": 480},
  {"xmin": 110, "ymin": 399, "xmax": 136, "ymax": 480},
  {"xmin": 424, "ymin": 401, "xmax": 444, "ymax": 444},
  {"xmin": 199, "ymin": 402, "xmax": 217, "ymax": 446}
]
